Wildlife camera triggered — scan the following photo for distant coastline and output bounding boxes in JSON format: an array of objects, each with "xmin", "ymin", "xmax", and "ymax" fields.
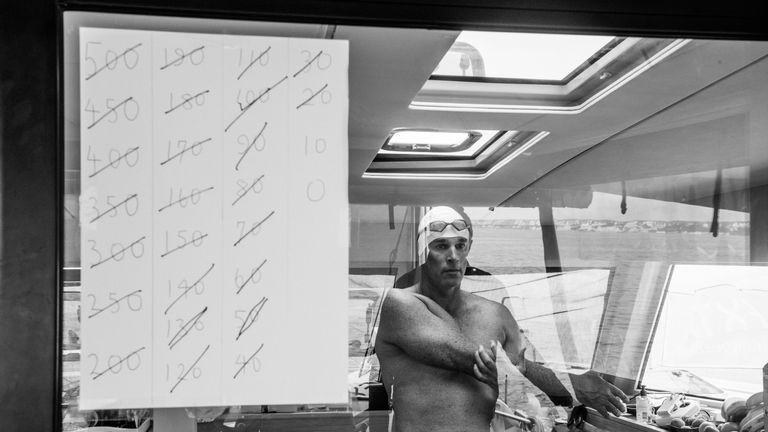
[{"xmin": 474, "ymin": 219, "xmax": 749, "ymax": 235}]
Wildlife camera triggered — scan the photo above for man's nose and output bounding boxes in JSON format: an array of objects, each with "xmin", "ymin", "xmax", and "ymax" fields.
[{"xmin": 447, "ymin": 247, "xmax": 460, "ymax": 261}]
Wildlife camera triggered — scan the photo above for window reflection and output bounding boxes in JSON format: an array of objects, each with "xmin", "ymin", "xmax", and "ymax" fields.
[
  {"xmin": 645, "ymin": 265, "xmax": 768, "ymax": 398},
  {"xmin": 62, "ymin": 9, "xmax": 768, "ymax": 432}
]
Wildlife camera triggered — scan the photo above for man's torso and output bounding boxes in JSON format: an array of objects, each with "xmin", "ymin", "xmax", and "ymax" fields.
[{"xmin": 377, "ymin": 289, "xmax": 509, "ymax": 432}]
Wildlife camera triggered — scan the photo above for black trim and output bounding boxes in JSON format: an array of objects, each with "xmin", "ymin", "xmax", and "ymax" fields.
[
  {"xmin": 55, "ymin": 4, "xmax": 66, "ymax": 431},
  {"xmin": 57, "ymin": 1, "xmax": 768, "ymax": 41}
]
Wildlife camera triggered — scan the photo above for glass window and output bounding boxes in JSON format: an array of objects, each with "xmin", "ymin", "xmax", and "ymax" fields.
[
  {"xmin": 643, "ymin": 265, "xmax": 767, "ymax": 398},
  {"xmin": 62, "ymin": 10, "xmax": 768, "ymax": 432}
]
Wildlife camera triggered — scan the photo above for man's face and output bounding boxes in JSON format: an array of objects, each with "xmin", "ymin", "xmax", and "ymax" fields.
[{"xmin": 423, "ymin": 236, "xmax": 472, "ymax": 290}]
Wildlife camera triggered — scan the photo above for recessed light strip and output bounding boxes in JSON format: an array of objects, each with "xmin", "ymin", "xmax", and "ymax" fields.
[
  {"xmin": 380, "ymin": 129, "xmax": 500, "ymax": 157},
  {"xmin": 409, "ymin": 39, "xmax": 691, "ymax": 114},
  {"xmin": 389, "ymin": 130, "xmax": 469, "ymax": 147},
  {"xmin": 362, "ymin": 131, "xmax": 549, "ymax": 181}
]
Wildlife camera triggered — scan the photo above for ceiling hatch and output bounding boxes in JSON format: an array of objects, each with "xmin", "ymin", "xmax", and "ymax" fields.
[
  {"xmin": 411, "ymin": 31, "xmax": 689, "ymax": 114},
  {"xmin": 363, "ymin": 128, "xmax": 549, "ymax": 180}
]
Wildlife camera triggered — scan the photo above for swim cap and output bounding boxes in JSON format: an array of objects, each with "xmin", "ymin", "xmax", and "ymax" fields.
[{"xmin": 417, "ymin": 206, "xmax": 472, "ymax": 266}]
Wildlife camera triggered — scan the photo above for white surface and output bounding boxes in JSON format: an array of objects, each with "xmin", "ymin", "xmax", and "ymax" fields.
[
  {"xmin": 653, "ymin": 265, "xmax": 768, "ymax": 368},
  {"xmin": 433, "ymin": 32, "xmax": 613, "ymax": 80},
  {"xmin": 79, "ymin": 27, "xmax": 349, "ymax": 409}
]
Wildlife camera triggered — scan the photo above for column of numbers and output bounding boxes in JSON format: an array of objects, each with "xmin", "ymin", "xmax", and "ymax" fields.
[
  {"xmin": 152, "ymin": 35, "xmax": 221, "ymax": 406},
  {"xmin": 79, "ymin": 29, "xmax": 153, "ymax": 409}
]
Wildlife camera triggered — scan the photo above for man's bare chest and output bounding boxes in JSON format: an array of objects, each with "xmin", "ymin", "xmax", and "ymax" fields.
[{"xmin": 453, "ymin": 310, "xmax": 505, "ymax": 346}]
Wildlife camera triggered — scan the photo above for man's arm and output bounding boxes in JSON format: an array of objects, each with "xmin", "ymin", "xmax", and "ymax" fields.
[
  {"xmin": 498, "ymin": 310, "xmax": 573, "ymax": 406},
  {"xmin": 376, "ymin": 289, "xmax": 496, "ymax": 385},
  {"xmin": 499, "ymin": 307, "xmax": 628, "ymax": 417}
]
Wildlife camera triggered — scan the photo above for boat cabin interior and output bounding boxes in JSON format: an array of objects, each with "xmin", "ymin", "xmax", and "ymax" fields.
[{"xmin": 2, "ymin": 2, "xmax": 767, "ymax": 432}]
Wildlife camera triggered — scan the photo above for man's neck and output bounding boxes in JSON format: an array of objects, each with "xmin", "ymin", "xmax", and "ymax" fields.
[{"xmin": 417, "ymin": 275, "xmax": 463, "ymax": 313}]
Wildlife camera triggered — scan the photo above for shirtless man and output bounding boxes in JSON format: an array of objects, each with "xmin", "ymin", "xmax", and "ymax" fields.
[{"xmin": 375, "ymin": 206, "xmax": 628, "ymax": 432}]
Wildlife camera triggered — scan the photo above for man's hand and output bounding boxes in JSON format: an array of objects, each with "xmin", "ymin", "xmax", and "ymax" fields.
[
  {"xmin": 507, "ymin": 345, "xmax": 528, "ymax": 375},
  {"xmin": 570, "ymin": 371, "xmax": 629, "ymax": 417},
  {"xmin": 472, "ymin": 341, "xmax": 498, "ymax": 388}
]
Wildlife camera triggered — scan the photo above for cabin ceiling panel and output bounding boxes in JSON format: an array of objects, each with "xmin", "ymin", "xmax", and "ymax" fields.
[{"xmin": 347, "ymin": 34, "xmax": 768, "ymax": 206}]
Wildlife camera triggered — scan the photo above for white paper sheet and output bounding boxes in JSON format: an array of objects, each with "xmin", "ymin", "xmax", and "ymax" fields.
[{"xmin": 79, "ymin": 27, "xmax": 349, "ymax": 409}]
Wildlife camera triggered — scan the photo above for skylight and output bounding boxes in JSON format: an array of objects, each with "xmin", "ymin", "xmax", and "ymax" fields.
[
  {"xmin": 389, "ymin": 130, "xmax": 470, "ymax": 149},
  {"xmin": 380, "ymin": 129, "xmax": 499, "ymax": 156},
  {"xmin": 364, "ymin": 129, "xmax": 549, "ymax": 180},
  {"xmin": 432, "ymin": 31, "xmax": 615, "ymax": 82}
]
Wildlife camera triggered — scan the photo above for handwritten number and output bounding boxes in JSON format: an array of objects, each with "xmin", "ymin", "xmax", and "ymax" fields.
[
  {"xmin": 87, "ymin": 294, "xmax": 99, "ymax": 315},
  {"xmin": 86, "ymin": 146, "xmax": 101, "ymax": 171},
  {"xmin": 296, "ymin": 85, "xmax": 331, "ymax": 109},
  {"xmin": 90, "ymin": 347, "xmax": 145, "ymax": 380},
  {"xmin": 87, "ymin": 290, "xmax": 143, "ymax": 318},
  {"xmin": 236, "ymin": 88, "xmax": 270, "ymax": 110},
  {"xmin": 105, "ymin": 98, "xmax": 119, "ymax": 123},
  {"xmin": 306, "ymin": 179, "xmax": 326, "ymax": 202},
  {"xmin": 127, "ymin": 292, "xmax": 143, "ymax": 311},
  {"xmin": 233, "ymin": 344, "xmax": 265, "ymax": 378},
  {"xmin": 238, "ymin": 177, "xmax": 263, "ymax": 195},
  {"xmin": 166, "ymin": 90, "xmax": 208, "ymax": 114},
  {"xmin": 237, "ymin": 220, "xmax": 261, "ymax": 240},
  {"xmin": 88, "ymin": 240, "xmax": 103, "ymax": 263},
  {"xmin": 90, "ymin": 193, "xmax": 139, "ymax": 223},
  {"xmin": 84, "ymin": 99, "xmax": 100, "ymax": 124},
  {"xmin": 89, "ymin": 353, "xmax": 99, "ymax": 377},
  {"xmin": 85, "ymin": 97, "xmax": 140, "ymax": 129},
  {"xmin": 295, "ymin": 50, "xmax": 332, "ymax": 77},
  {"xmin": 170, "ymin": 345, "xmax": 209, "ymax": 393},
  {"xmin": 108, "ymin": 354, "xmax": 123, "ymax": 374},
  {"xmin": 162, "ymin": 230, "xmax": 207, "ymax": 258},
  {"xmin": 161, "ymin": 46, "xmax": 205, "ymax": 70},
  {"xmin": 89, "ymin": 147, "xmax": 140, "ymax": 178},
  {"xmin": 234, "ymin": 259, "xmax": 267, "ymax": 293},
  {"xmin": 305, "ymin": 136, "xmax": 327, "ymax": 155},
  {"xmin": 126, "ymin": 350, "xmax": 141, "ymax": 370},
  {"xmin": 232, "ymin": 176, "xmax": 264, "ymax": 206},
  {"xmin": 123, "ymin": 45, "xmax": 140, "ymax": 69},
  {"xmin": 90, "ymin": 236, "xmax": 146, "ymax": 268},
  {"xmin": 237, "ymin": 46, "xmax": 271, "ymax": 80},
  {"xmin": 105, "ymin": 50, "xmax": 119, "ymax": 70},
  {"xmin": 162, "ymin": 138, "xmax": 209, "ymax": 165},
  {"xmin": 159, "ymin": 186, "xmax": 214, "ymax": 212},
  {"xmin": 84, "ymin": 41, "xmax": 101, "ymax": 77},
  {"xmin": 124, "ymin": 99, "xmax": 140, "ymax": 120},
  {"xmin": 84, "ymin": 42, "xmax": 142, "ymax": 80}
]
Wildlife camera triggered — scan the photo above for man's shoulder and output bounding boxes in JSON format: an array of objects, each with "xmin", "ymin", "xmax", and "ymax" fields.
[
  {"xmin": 384, "ymin": 286, "xmax": 418, "ymax": 303},
  {"xmin": 380, "ymin": 288, "xmax": 428, "ymax": 315}
]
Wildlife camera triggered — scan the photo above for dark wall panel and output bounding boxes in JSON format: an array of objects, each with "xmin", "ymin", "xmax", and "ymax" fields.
[{"xmin": 0, "ymin": 1, "xmax": 59, "ymax": 431}]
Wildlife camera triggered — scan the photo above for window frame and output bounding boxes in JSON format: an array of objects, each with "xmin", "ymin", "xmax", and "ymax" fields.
[{"xmin": 31, "ymin": 1, "xmax": 768, "ymax": 431}]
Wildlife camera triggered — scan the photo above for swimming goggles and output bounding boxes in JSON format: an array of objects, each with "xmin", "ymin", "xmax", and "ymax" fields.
[{"xmin": 427, "ymin": 219, "xmax": 469, "ymax": 232}]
